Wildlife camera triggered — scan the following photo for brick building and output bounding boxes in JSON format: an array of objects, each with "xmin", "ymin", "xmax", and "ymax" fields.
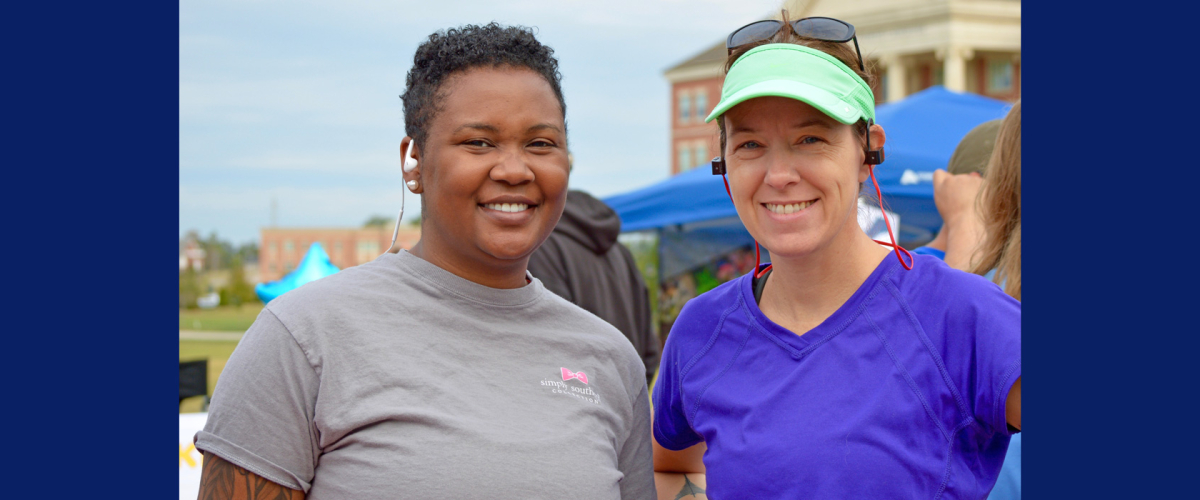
[
  {"xmin": 664, "ymin": 0, "xmax": 1020, "ymax": 175},
  {"xmin": 259, "ymin": 225, "xmax": 421, "ymax": 282}
]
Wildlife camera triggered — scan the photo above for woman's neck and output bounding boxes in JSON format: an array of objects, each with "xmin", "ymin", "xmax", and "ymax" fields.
[
  {"xmin": 408, "ymin": 238, "xmax": 530, "ymax": 290},
  {"xmin": 758, "ymin": 228, "xmax": 889, "ymax": 336}
]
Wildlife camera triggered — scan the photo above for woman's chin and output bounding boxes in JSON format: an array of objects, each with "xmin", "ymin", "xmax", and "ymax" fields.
[
  {"xmin": 756, "ymin": 235, "xmax": 824, "ymax": 260},
  {"xmin": 477, "ymin": 235, "xmax": 543, "ymax": 262}
]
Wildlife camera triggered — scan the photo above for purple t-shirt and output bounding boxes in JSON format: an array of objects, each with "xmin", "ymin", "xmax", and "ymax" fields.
[{"xmin": 653, "ymin": 254, "xmax": 1021, "ymax": 499}]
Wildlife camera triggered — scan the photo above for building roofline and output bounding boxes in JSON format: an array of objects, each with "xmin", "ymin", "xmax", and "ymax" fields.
[{"xmin": 663, "ymin": 40, "xmax": 726, "ymax": 77}]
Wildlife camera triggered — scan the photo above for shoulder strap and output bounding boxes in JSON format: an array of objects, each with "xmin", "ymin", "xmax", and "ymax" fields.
[{"xmin": 752, "ymin": 267, "xmax": 772, "ymax": 304}]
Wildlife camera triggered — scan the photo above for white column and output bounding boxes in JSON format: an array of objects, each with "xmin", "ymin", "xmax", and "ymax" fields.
[
  {"xmin": 883, "ymin": 54, "xmax": 907, "ymax": 102},
  {"xmin": 942, "ymin": 46, "xmax": 971, "ymax": 92}
]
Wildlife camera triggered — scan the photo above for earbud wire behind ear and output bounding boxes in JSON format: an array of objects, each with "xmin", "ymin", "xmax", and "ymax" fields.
[{"xmin": 384, "ymin": 140, "xmax": 416, "ymax": 255}]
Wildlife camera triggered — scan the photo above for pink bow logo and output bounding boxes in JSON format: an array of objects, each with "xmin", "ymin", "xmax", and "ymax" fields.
[{"xmin": 561, "ymin": 367, "xmax": 588, "ymax": 385}]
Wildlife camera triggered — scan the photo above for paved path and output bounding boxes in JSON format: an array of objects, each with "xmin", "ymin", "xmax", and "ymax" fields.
[{"xmin": 179, "ymin": 330, "xmax": 244, "ymax": 341}]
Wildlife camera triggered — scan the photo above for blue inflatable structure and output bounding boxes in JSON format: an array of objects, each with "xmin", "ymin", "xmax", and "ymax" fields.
[{"xmin": 255, "ymin": 242, "xmax": 340, "ymax": 303}]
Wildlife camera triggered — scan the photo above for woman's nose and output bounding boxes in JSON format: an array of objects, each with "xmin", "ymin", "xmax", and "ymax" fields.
[
  {"xmin": 489, "ymin": 150, "xmax": 535, "ymax": 185},
  {"xmin": 762, "ymin": 152, "xmax": 800, "ymax": 190}
]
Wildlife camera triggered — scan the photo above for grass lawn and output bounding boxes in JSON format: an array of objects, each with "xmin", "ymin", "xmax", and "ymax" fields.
[
  {"xmin": 180, "ymin": 339, "xmax": 241, "ymax": 413},
  {"xmin": 179, "ymin": 303, "xmax": 263, "ymax": 331}
]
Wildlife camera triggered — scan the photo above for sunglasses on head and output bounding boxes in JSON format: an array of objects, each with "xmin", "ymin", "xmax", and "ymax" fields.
[{"xmin": 726, "ymin": 17, "xmax": 864, "ymax": 72}]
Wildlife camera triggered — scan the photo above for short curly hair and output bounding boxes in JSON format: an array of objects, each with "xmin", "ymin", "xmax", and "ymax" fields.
[{"xmin": 401, "ymin": 23, "xmax": 566, "ymax": 149}]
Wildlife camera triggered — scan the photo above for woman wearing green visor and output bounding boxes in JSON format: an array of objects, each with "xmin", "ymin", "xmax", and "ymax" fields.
[{"xmin": 651, "ymin": 14, "xmax": 1021, "ymax": 499}]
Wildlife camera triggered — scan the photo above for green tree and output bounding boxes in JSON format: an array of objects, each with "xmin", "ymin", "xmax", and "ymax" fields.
[
  {"xmin": 363, "ymin": 215, "xmax": 391, "ymax": 227},
  {"xmin": 220, "ymin": 256, "xmax": 259, "ymax": 308},
  {"xmin": 236, "ymin": 242, "xmax": 259, "ymax": 264},
  {"xmin": 179, "ymin": 265, "xmax": 203, "ymax": 309}
]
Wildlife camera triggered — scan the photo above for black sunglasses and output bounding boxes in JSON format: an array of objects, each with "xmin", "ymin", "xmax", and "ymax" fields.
[{"xmin": 726, "ymin": 17, "xmax": 864, "ymax": 72}]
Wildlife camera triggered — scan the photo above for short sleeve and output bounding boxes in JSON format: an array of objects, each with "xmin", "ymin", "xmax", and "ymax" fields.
[
  {"xmin": 652, "ymin": 329, "xmax": 703, "ymax": 450},
  {"xmin": 953, "ymin": 284, "xmax": 1021, "ymax": 435},
  {"xmin": 194, "ymin": 308, "xmax": 321, "ymax": 492},
  {"xmin": 618, "ymin": 383, "xmax": 657, "ymax": 499}
]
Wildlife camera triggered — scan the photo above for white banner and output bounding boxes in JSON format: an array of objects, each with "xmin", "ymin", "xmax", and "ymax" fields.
[
  {"xmin": 857, "ymin": 198, "xmax": 901, "ymax": 242},
  {"xmin": 179, "ymin": 412, "xmax": 208, "ymax": 500}
]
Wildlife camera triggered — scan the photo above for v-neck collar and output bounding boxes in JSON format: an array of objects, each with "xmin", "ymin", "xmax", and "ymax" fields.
[{"xmin": 739, "ymin": 256, "xmax": 900, "ymax": 359}]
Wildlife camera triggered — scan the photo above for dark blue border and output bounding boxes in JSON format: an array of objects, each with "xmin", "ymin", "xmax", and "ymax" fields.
[
  {"xmin": 9, "ymin": 1, "xmax": 1194, "ymax": 496},
  {"xmin": 9, "ymin": 2, "xmax": 178, "ymax": 494},
  {"xmin": 1025, "ymin": 2, "xmax": 1195, "ymax": 498}
]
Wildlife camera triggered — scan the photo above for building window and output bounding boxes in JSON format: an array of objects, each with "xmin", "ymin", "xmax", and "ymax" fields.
[
  {"xmin": 678, "ymin": 143, "xmax": 692, "ymax": 172},
  {"xmin": 334, "ymin": 241, "xmax": 342, "ymax": 251},
  {"xmin": 284, "ymin": 240, "xmax": 294, "ymax": 252},
  {"xmin": 987, "ymin": 59, "xmax": 1013, "ymax": 93},
  {"xmin": 678, "ymin": 91, "xmax": 690, "ymax": 122},
  {"xmin": 694, "ymin": 142, "xmax": 708, "ymax": 168},
  {"xmin": 694, "ymin": 90, "xmax": 708, "ymax": 120}
]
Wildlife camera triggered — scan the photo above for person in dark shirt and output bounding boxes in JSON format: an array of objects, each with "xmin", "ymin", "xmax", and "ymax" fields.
[{"xmin": 528, "ymin": 189, "xmax": 660, "ymax": 387}]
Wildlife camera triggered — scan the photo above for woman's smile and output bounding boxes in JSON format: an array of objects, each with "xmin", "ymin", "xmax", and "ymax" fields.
[
  {"xmin": 762, "ymin": 199, "xmax": 818, "ymax": 219},
  {"xmin": 479, "ymin": 195, "xmax": 539, "ymax": 225}
]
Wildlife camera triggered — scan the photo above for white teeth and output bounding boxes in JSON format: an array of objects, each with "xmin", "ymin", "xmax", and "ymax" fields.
[
  {"xmin": 766, "ymin": 201, "xmax": 814, "ymax": 214},
  {"xmin": 484, "ymin": 203, "xmax": 530, "ymax": 213}
]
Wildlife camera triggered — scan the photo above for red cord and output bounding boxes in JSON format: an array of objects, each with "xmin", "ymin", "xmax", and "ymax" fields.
[{"xmin": 868, "ymin": 166, "xmax": 913, "ymax": 270}]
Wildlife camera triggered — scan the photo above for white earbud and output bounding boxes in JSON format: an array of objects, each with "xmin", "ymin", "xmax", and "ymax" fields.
[{"xmin": 402, "ymin": 140, "xmax": 418, "ymax": 173}]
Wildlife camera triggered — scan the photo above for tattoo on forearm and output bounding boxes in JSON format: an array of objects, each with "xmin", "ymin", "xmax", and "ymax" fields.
[
  {"xmin": 199, "ymin": 452, "xmax": 304, "ymax": 500},
  {"xmin": 674, "ymin": 474, "xmax": 706, "ymax": 500}
]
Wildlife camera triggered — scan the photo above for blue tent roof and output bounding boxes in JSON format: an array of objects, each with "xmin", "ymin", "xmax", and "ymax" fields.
[
  {"xmin": 605, "ymin": 86, "xmax": 1012, "ymax": 244},
  {"xmin": 868, "ymin": 86, "xmax": 1012, "ymax": 240},
  {"xmin": 255, "ymin": 242, "xmax": 340, "ymax": 303}
]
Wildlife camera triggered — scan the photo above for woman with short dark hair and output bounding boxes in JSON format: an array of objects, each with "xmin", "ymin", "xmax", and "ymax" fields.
[{"xmin": 195, "ymin": 23, "xmax": 655, "ymax": 499}]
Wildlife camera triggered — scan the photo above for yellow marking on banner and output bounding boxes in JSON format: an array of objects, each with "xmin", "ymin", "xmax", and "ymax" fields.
[{"xmin": 180, "ymin": 443, "xmax": 199, "ymax": 468}]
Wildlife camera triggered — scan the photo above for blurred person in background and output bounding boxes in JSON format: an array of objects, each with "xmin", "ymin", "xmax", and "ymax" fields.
[
  {"xmin": 651, "ymin": 13, "xmax": 1021, "ymax": 499},
  {"xmin": 967, "ymin": 100, "xmax": 1021, "ymax": 300},
  {"xmin": 194, "ymin": 23, "xmax": 654, "ymax": 500},
  {"xmin": 527, "ymin": 174, "xmax": 661, "ymax": 388},
  {"xmin": 913, "ymin": 118, "xmax": 1001, "ymax": 267}
]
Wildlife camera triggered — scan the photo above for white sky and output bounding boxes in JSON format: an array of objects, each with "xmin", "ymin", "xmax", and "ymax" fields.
[{"xmin": 180, "ymin": 0, "xmax": 780, "ymax": 244}]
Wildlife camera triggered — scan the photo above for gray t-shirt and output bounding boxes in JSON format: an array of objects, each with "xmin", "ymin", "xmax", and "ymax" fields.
[{"xmin": 195, "ymin": 250, "xmax": 655, "ymax": 499}]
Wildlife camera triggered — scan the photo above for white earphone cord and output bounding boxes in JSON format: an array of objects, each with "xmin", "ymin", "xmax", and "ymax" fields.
[{"xmin": 384, "ymin": 140, "xmax": 417, "ymax": 255}]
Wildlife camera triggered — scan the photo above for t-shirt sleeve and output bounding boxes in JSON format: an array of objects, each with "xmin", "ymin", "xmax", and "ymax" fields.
[
  {"xmin": 957, "ymin": 285, "xmax": 1022, "ymax": 435},
  {"xmin": 652, "ymin": 325, "xmax": 703, "ymax": 450},
  {"xmin": 618, "ymin": 383, "xmax": 657, "ymax": 499},
  {"xmin": 194, "ymin": 308, "xmax": 321, "ymax": 492}
]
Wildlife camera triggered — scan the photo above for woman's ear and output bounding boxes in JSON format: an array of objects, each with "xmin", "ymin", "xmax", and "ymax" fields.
[
  {"xmin": 859, "ymin": 123, "xmax": 887, "ymax": 183},
  {"xmin": 869, "ymin": 123, "xmax": 887, "ymax": 150},
  {"xmin": 400, "ymin": 137, "xmax": 423, "ymax": 194}
]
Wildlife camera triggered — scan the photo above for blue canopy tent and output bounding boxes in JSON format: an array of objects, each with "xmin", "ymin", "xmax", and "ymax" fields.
[
  {"xmin": 255, "ymin": 242, "xmax": 340, "ymax": 303},
  {"xmin": 604, "ymin": 86, "xmax": 1011, "ymax": 280},
  {"xmin": 869, "ymin": 86, "xmax": 1012, "ymax": 242}
]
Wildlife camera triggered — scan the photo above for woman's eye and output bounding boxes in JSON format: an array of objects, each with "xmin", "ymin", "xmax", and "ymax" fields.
[
  {"xmin": 528, "ymin": 140, "xmax": 556, "ymax": 148},
  {"xmin": 737, "ymin": 141, "xmax": 762, "ymax": 150},
  {"xmin": 464, "ymin": 140, "xmax": 491, "ymax": 147},
  {"xmin": 799, "ymin": 136, "xmax": 823, "ymax": 145}
]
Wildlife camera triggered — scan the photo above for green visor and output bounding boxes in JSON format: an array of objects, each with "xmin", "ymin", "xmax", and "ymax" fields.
[{"xmin": 705, "ymin": 43, "xmax": 875, "ymax": 125}]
